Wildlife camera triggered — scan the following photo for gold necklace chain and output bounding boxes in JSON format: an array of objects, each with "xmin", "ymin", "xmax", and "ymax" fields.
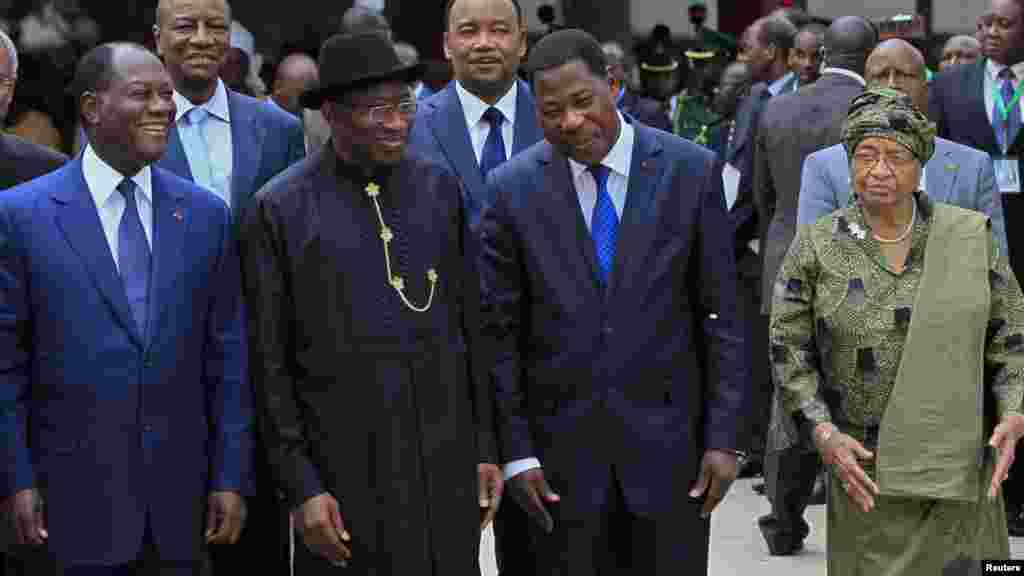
[{"xmin": 365, "ymin": 182, "xmax": 438, "ymax": 312}]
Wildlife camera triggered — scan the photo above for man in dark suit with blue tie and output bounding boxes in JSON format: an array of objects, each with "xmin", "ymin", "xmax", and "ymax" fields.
[
  {"xmin": 407, "ymin": 1, "xmax": 541, "ymax": 573},
  {"xmin": 152, "ymin": 0, "xmax": 303, "ymax": 570},
  {"xmin": 479, "ymin": 29, "xmax": 751, "ymax": 575},
  {"xmin": 0, "ymin": 42, "xmax": 250, "ymax": 576},
  {"xmin": 408, "ymin": 0, "xmax": 543, "ymax": 229}
]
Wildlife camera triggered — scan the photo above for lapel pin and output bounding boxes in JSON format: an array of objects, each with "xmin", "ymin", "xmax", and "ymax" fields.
[
  {"xmin": 944, "ymin": 163, "xmax": 959, "ymax": 172},
  {"xmin": 173, "ymin": 208, "xmax": 184, "ymax": 221}
]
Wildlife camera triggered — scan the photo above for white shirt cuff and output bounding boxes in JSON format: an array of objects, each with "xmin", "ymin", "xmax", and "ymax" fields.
[{"xmin": 503, "ymin": 458, "xmax": 542, "ymax": 480}]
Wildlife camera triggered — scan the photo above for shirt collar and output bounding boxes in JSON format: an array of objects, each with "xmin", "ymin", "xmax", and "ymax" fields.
[
  {"xmin": 81, "ymin": 144, "xmax": 152, "ymax": 208},
  {"xmin": 568, "ymin": 111, "xmax": 634, "ymax": 182},
  {"xmin": 821, "ymin": 67, "xmax": 866, "ymax": 86},
  {"xmin": 455, "ymin": 80, "xmax": 517, "ymax": 128},
  {"xmin": 986, "ymin": 58, "xmax": 1024, "ymax": 81},
  {"xmin": 768, "ymin": 72, "xmax": 795, "ymax": 96},
  {"xmin": 173, "ymin": 78, "xmax": 231, "ymax": 124}
]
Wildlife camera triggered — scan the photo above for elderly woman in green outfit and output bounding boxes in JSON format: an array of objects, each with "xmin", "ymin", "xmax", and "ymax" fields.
[{"xmin": 771, "ymin": 87, "xmax": 1024, "ymax": 574}]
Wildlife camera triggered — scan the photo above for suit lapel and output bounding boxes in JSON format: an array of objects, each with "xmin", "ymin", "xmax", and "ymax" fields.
[
  {"xmin": 729, "ymin": 84, "xmax": 766, "ymax": 162},
  {"xmin": 606, "ymin": 124, "xmax": 662, "ymax": 301},
  {"xmin": 145, "ymin": 169, "xmax": 187, "ymax": 349},
  {"xmin": 965, "ymin": 62, "xmax": 1001, "ymax": 153},
  {"xmin": 540, "ymin": 146, "xmax": 602, "ymax": 295},
  {"xmin": 512, "ymin": 80, "xmax": 542, "ymax": 155},
  {"xmin": 926, "ymin": 143, "xmax": 959, "ymax": 202},
  {"xmin": 51, "ymin": 158, "xmax": 144, "ymax": 348},
  {"xmin": 431, "ymin": 83, "xmax": 487, "ymax": 201},
  {"xmin": 228, "ymin": 91, "xmax": 266, "ymax": 211},
  {"xmin": 161, "ymin": 125, "xmax": 195, "ymax": 181}
]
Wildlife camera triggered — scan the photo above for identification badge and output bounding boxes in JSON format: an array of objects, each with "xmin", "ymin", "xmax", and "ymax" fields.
[{"xmin": 995, "ymin": 157, "xmax": 1021, "ymax": 193}]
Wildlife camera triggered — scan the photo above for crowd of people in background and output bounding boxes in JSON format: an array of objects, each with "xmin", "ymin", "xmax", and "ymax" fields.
[{"xmin": 3, "ymin": 0, "xmax": 1024, "ymax": 575}]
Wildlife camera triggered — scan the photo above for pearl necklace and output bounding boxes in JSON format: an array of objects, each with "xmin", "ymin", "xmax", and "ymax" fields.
[
  {"xmin": 365, "ymin": 182, "xmax": 438, "ymax": 312},
  {"xmin": 872, "ymin": 201, "xmax": 916, "ymax": 244}
]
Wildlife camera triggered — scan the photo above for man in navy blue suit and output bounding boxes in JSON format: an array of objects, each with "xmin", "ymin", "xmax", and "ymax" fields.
[
  {"xmin": 408, "ymin": 0, "xmax": 543, "ymax": 230},
  {"xmin": 0, "ymin": 42, "xmax": 250, "ymax": 575},
  {"xmin": 479, "ymin": 29, "xmax": 752, "ymax": 574},
  {"xmin": 407, "ymin": 1, "xmax": 541, "ymax": 573},
  {"xmin": 152, "ymin": 0, "xmax": 303, "ymax": 571}
]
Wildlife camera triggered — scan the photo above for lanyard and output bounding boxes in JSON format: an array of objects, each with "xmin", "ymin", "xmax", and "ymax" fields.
[{"xmin": 993, "ymin": 62, "xmax": 1024, "ymax": 122}]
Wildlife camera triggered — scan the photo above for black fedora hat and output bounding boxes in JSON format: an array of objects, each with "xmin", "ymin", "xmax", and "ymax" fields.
[{"xmin": 301, "ymin": 31, "xmax": 424, "ymax": 110}]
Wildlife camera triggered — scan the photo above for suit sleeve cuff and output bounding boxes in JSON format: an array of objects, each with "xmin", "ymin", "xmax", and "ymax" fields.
[{"xmin": 503, "ymin": 458, "xmax": 541, "ymax": 480}]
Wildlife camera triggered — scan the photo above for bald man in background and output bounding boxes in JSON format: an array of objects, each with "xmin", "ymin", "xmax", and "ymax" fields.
[
  {"xmin": 270, "ymin": 52, "xmax": 318, "ymax": 117},
  {"xmin": 940, "ymin": 35, "xmax": 982, "ymax": 72}
]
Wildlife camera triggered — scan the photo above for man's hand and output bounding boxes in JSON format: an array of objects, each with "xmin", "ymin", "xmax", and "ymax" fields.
[
  {"xmin": 989, "ymin": 414, "xmax": 1024, "ymax": 500},
  {"xmin": 11, "ymin": 488, "xmax": 46, "ymax": 546},
  {"xmin": 300, "ymin": 492, "xmax": 352, "ymax": 567},
  {"xmin": 507, "ymin": 469, "xmax": 560, "ymax": 533},
  {"xmin": 206, "ymin": 491, "xmax": 247, "ymax": 544},
  {"xmin": 478, "ymin": 463, "xmax": 504, "ymax": 531},
  {"xmin": 688, "ymin": 450, "xmax": 740, "ymax": 518}
]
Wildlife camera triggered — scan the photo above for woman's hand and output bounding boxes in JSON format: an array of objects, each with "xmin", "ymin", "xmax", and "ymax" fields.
[
  {"xmin": 988, "ymin": 414, "xmax": 1024, "ymax": 500},
  {"xmin": 813, "ymin": 422, "xmax": 880, "ymax": 513}
]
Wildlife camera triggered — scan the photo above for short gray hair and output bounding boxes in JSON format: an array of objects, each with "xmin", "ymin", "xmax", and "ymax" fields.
[
  {"xmin": 601, "ymin": 42, "xmax": 625, "ymax": 68},
  {"xmin": 0, "ymin": 29, "xmax": 17, "ymax": 76}
]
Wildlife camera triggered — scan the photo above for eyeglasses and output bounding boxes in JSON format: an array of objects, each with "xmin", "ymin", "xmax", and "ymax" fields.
[
  {"xmin": 852, "ymin": 150, "xmax": 917, "ymax": 174},
  {"xmin": 348, "ymin": 99, "xmax": 418, "ymax": 125}
]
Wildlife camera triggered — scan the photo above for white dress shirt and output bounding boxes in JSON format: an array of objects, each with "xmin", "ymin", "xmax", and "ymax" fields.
[
  {"xmin": 503, "ymin": 112, "xmax": 635, "ymax": 481},
  {"xmin": 173, "ymin": 78, "xmax": 233, "ymax": 206},
  {"xmin": 81, "ymin": 144, "xmax": 153, "ymax": 271},
  {"xmin": 984, "ymin": 59, "xmax": 1024, "ymax": 151},
  {"xmin": 768, "ymin": 71, "xmax": 796, "ymax": 97},
  {"xmin": 455, "ymin": 80, "xmax": 516, "ymax": 164}
]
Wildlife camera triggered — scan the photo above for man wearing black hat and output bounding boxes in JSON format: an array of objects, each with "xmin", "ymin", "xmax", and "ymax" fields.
[{"xmin": 240, "ymin": 32, "xmax": 503, "ymax": 575}]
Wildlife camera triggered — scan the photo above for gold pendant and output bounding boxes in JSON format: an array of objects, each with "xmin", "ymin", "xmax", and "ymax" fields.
[{"xmin": 365, "ymin": 182, "xmax": 439, "ymax": 313}]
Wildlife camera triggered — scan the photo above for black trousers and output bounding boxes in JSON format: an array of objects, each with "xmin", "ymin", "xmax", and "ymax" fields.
[
  {"xmin": 493, "ymin": 502, "xmax": 534, "ymax": 575},
  {"xmin": 760, "ymin": 448, "xmax": 820, "ymax": 548},
  {"xmin": 529, "ymin": 467, "xmax": 708, "ymax": 575}
]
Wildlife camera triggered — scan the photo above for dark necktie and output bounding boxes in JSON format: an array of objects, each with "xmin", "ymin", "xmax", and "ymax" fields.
[
  {"xmin": 995, "ymin": 68, "xmax": 1022, "ymax": 152},
  {"xmin": 589, "ymin": 165, "xmax": 617, "ymax": 286},
  {"xmin": 479, "ymin": 107, "xmax": 507, "ymax": 178},
  {"xmin": 117, "ymin": 179, "xmax": 151, "ymax": 335}
]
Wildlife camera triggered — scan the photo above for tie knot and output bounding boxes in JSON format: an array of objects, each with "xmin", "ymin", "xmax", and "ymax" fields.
[
  {"xmin": 482, "ymin": 107, "xmax": 504, "ymax": 126},
  {"xmin": 117, "ymin": 179, "xmax": 137, "ymax": 201},
  {"xmin": 187, "ymin": 106, "xmax": 209, "ymax": 125},
  {"xmin": 1000, "ymin": 68, "xmax": 1017, "ymax": 82},
  {"xmin": 589, "ymin": 164, "xmax": 610, "ymax": 188}
]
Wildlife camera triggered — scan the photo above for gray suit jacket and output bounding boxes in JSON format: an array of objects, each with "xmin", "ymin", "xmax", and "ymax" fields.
[
  {"xmin": 797, "ymin": 137, "xmax": 1007, "ymax": 254},
  {"xmin": 754, "ymin": 71, "xmax": 866, "ymax": 314}
]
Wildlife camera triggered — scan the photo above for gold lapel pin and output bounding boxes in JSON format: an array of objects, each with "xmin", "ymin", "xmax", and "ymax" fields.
[
  {"xmin": 173, "ymin": 208, "xmax": 184, "ymax": 221},
  {"xmin": 944, "ymin": 163, "xmax": 959, "ymax": 172}
]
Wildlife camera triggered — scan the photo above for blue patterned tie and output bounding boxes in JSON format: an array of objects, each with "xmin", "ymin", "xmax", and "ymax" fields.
[
  {"xmin": 589, "ymin": 165, "xmax": 617, "ymax": 286},
  {"xmin": 117, "ymin": 179, "xmax": 151, "ymax": 335},
  {"xmin": 479, "ymin": 107, "xmax": 507, "ymax": 177},
  {"xmin": 995, "ymin": 68, "xmax": 1022, "ymax": 152}
]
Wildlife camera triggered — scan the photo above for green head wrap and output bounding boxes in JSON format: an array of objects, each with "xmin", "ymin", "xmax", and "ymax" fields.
[{"xmin": 841, "ymin": 87, "xmax": 936, "ymax": 165}]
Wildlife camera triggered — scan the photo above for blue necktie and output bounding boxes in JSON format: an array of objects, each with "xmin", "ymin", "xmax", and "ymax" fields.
[
  {"xmin": 995, "ymin": 68, "xmax": 1022, "ymax": 152},
  {"xmin": 117, "ymin": 179, "xmax": 151, "ymax": 336},
  {"xmin": 589, "ymin": 165, "xmax": 617, "ymax": 286},
  {"xmin": 479, "ymin": 107, "xmax": 507, "ymax": 178}
]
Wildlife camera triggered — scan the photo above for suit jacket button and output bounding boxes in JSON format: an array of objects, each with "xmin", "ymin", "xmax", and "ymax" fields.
[
  {"xmin": 143, "ymin": 424, "xmax": 153, "ymax": 433},
  {"xmin": 602, "ymin": 325, "xmax": 613, "ymax": 335}
]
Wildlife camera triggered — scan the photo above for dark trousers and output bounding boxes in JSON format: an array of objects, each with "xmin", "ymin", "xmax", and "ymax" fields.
[
  {"xmin": 746, "ymin": 313, "xmax": 772, "ymax": 464},
  {"xmin": 493, "ymin": 501, "xmax": 534, "ymax": 575},
  {"xmin": 530, "ymin": 467, "xmax": 708, "ymax": 575},
  {"xmin": 8, "ymin": 514, "xmax": 209, "ymax": 576},
  {"xmin": 759, "ymin": 448, "xmax": 820, "ymax": 549},
  {"xmin": 1005, "ymin": 445, "xmax": 1024, "ymax": 514}
]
